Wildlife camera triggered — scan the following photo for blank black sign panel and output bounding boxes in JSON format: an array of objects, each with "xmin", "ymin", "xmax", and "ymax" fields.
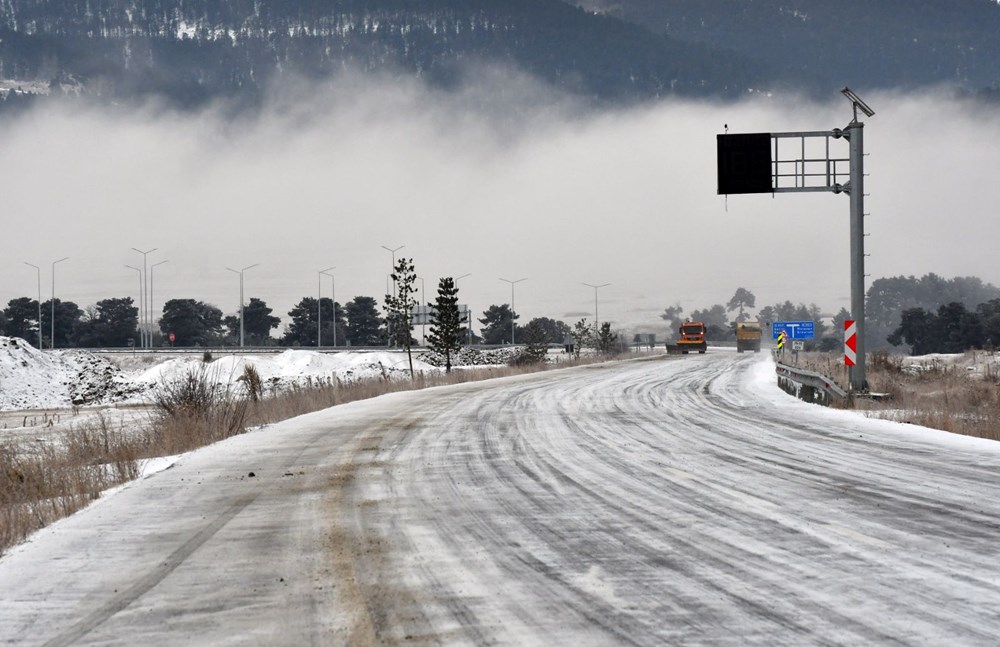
[{"xmin": 717, "ymin": 133, "xmax": 772, "ymax": 194}]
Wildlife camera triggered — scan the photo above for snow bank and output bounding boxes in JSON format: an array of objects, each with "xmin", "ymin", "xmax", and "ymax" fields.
[
  {"xmin": 0, "ymin": 337, "xmax": 70, "ymax": 410},
  {"xmin": 0, "ymin": 338, "xmax": 486, "ymax": 411}
]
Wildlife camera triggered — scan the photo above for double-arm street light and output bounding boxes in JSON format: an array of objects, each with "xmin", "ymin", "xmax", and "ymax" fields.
[
  {"xmin": 318, "ymin": 266, "xmax": 335, "ymax": 348},
  {"xmin": 381, "ymin": 244, "xmax": 405, "ymax": 270},
  {"xmin": 499, "ymin": 277, "xmax": 527, "ymax": 345},
  {"xmin": 131, "ymin": 247, "xmax": 159, "ymax": 348},
  {"xmin": 126, "ymin": 265, "xmax": 142, "ymax": 345},
  {"xmin": 382, "ymin": 246, "xmax": 405, "ymax": 348},
  {"xmin": 381, "ymin": 244, "xmax": 405, "ymax": 298},
  {"xmin": 23, "ymin": 262, "xmax": 42, "ymax": 349},
  {"xmin": 226, "ymin": 264, "xmax": 259, "ymax": 348},
  {"xmin": 582, "ymin": 282, "xmax": 611, "ymax": 327},
  {"xmin": 51, "ymin": 257, "xmax": 69, "ymax": 349}
]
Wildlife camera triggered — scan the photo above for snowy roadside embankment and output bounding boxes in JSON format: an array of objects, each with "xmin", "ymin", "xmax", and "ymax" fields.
[
  {"xmin": 0, "ymin": 336, "xmax": 528, "ymax": 412},
  {"xmin": 0, "ymin": 337, "xmax": 146, "ymax": 410}
]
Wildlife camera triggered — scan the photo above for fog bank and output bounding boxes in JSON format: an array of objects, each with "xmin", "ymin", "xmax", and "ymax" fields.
[{"xmin": 2, "ymin": 74, "xmax": 997, "ymax": 336}]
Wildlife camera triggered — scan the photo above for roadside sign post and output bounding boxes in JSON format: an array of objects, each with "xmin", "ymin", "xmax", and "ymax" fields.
[
  {"xmin": 792, "ymin": 340, "xmax": 805, "ymax": 364},
  {"xmin": 718, "ymin": 88, "xmax": 874, "ymax": 391},
  {"xmin": 772, "ymin": 321, "xmax": 815, "ymax": 340},
  {"xmin": 844, "ymin": 320, "xmax": 857, "ymax": 384}
]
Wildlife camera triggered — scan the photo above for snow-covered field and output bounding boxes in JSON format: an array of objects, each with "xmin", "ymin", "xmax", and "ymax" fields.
[
  {"xmin": 0, "ymin": 335, "xmax": 539, "ymax": 444},
  {"xmin": 0, "ymin": 336, "xmax": 447, "ymax": 412},
  {"xmin": 0, "ymin": 336, "xmax": 539, "ymax": 415}
]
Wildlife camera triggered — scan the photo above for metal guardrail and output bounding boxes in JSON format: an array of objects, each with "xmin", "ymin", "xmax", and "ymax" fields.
[{"xmin": 775, "ymin": 361, "xmax": 848, "ymax": 406}]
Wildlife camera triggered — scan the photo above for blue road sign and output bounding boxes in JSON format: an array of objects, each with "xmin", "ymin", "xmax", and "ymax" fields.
[{"xmin": 772, "ymin": 321, "xmax": 815, "ymax": 340}]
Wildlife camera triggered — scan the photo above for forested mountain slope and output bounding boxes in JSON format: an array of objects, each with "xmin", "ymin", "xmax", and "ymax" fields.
[
  {"xmin": 582, "ymin": 0, "xmax": 1000, "ymax": 94},
  {"xmin": 0, "ymin": 0, "xmax": 762, "ymax": 107}
]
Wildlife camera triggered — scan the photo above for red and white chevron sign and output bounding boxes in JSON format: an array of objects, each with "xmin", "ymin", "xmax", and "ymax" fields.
[{"xmin": 844, "ymin": 319, "xmax": 857, "ymax": 366}]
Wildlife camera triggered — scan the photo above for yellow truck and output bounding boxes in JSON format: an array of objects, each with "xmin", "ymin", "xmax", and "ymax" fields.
[{"xmin": 736, "ymin": 321, "xmax": 762, "ymax": 353}]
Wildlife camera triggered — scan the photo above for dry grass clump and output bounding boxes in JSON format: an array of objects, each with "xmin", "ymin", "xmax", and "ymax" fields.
[
  {"xmin": 144, "ymin": 365, "xmax": 250, "ymax": 456},
  {"xmin": 1, "ymin": 415, "xmax": 141, "ymax": 552},
  {"xmin": 795, "ymin": 350, "xmax": 1000, "ymax": 441}
]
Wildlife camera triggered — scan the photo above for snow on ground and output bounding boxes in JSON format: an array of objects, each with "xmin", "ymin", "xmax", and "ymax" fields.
[
  {"xmin": 0, "ymin": 337, "xmax": 71, "ymax": 410},
  {"xmin": 0, "ymin": 336, "xmax": 531, "ymax": 414},
  {"xmin": 749, "ymin": 355, "xmax": 1000, "ymax": 452},
  {"xmin": 5, "ymin": 354, "xmax": 1000, "ymax": 644},
  {"xmin": 897, "ymin": 350, "xmax": 1000, "ymax": 379}
]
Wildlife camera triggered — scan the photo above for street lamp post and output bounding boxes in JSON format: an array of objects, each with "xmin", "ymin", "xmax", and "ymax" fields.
[
  {"xmin": 381, "ymin": 245, "xmax": 405, "ymax": 271},
  {"xmin": 416, "ymin": 275, "xmax": 426, "ymax": 345},
  {"xmin": 455, "ymin": 273, "xmax": 471, "ymax": 346},
  {"xmin": 499, "ymin": 277, "xmax": 527, "ymax": 345},
  {"xmin": 126, "ymin": 265, "xmax": 142, "ymax": 346},
  {"xmin": 150, "ymin": 260, "xmax": 168, "ymax": 345},
  {"xmin": 318, "ymin": 266, "xmax": 335, "ymax": 348},
  {"xmin": 226, "ymin": 264, "xmax": 259, "ymax": 348},
  {"xmin": 23, "ymin": 262, "xmax": 42, "ymax": 349},
  {"xmin": 385, "ymin": 273, "xmax": 393, "ymax": 347},
  {"xmin": 51, "ymin": 257, "xmax": 69, "ymax": 349},
  {"xmin": 131, "ymin": 247, "xmax": 158, "ymax": 348},
  {"xmin": 582, "ymin": 282, "xmax": 611, "ymax": 327},
  {"xmin": 382, "ymin": 247, "xmax": 404, "ymax": 348},
  {"xmin": 322, "ymin": 270, "xmax": 338, "ymax": 349}
]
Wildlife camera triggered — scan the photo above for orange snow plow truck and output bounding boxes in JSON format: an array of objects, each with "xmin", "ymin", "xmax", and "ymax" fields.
[{"xmin": 666, "ymin": 321, "xmax": 707, "ymax": 354}]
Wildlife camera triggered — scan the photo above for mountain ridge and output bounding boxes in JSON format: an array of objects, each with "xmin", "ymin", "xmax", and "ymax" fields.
[{"xmin": 0, "ymin": 0, "xmax": 763, "ymax": 109}]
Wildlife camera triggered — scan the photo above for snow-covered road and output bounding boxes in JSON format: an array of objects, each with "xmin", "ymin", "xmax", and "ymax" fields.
[{"xmin": 3, "ymin": 353, "xmax": 1000, "ymax": 645}]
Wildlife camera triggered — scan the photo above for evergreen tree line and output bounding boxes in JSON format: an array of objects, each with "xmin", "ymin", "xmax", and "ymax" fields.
[
  {"xmin": 7, "ymin": 272, "xmax": 991, "ymax": 354},
  {"xmin": 888, "ymin": 300, "xmax": 1000, "ymax": 355},
  {"xmin": 662, "ymin": 274, "xmax": 1000, "ymax": 354},
  {"xmin": 0, "ymin": 291, "xmax": 583, "ymax": 349}
]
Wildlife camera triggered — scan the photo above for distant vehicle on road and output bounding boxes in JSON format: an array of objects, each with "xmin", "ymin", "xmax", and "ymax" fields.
[
  {"xmin": 736, "ymin": 321, "xmax": 762, "ymax": 353},
  {"xmin": 667, "ymin": 321, "xmax": 707, "ymax": 354}
]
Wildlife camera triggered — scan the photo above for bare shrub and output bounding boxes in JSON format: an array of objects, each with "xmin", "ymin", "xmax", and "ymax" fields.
[
  {"xmin": 1, "ymin": 418, "xmax": 142, "ymax": 555},
  {"xmin": 148, "ymin": 365, "xmax": 248, "ymax": 455},
  {"xmin": 797, "ymin": 350, "xmax": 1000, "ymax": 441}
]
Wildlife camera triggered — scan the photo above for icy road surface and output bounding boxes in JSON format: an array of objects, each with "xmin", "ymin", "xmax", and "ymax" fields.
[{"xmin": 3, "ymin": 353, "xmax": 1000, "ymax": 645}]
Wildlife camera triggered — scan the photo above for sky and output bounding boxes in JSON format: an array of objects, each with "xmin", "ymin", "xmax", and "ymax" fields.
[{"xmin": 2, "ymin": 71, "xmax": 999, "ymax": 337}]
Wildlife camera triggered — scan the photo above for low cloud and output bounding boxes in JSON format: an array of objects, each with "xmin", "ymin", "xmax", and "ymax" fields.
[{"xmin": 1, "ymin": 72, "xmax": 998, "ymax": 335}]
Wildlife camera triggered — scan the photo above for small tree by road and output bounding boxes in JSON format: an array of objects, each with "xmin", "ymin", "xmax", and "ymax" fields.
[
  {"xmin": 385, "ymin": 258, "xmax": 419, "ymax": 378},
  {"xmin": 595, "ymin": 321, "xmax": 619, "ymax": 354},
  {"xmin": 572, "ymin": 318, "xmax": 594, "ymax": 358},
  {"xmin": 427, "ymin": 277, "xmax": 463, "ymax": 373}
]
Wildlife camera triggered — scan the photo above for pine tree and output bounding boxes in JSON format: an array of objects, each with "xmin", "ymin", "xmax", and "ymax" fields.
[
  {"xmin": 427, "ymin": 277, "xmax": 463, "ymax": 373},
  {"xmin": 385, "ymin": 258, "xmax": 419, "ymax": 378},
  {"xmin": 572, "ymin": 318, "xmax": 593, "ymax": 359}
]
